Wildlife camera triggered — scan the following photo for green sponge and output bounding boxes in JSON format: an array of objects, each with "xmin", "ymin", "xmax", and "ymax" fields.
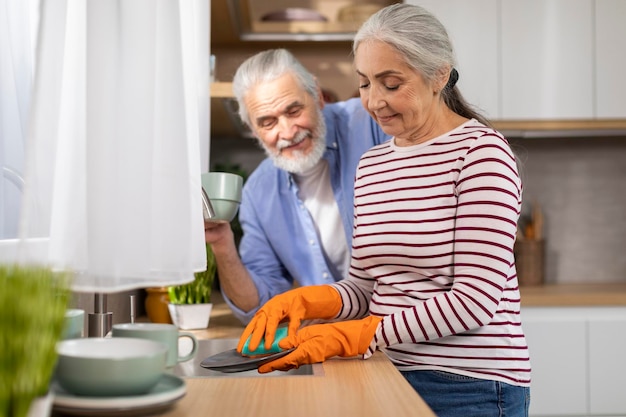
[{"xmin": 241, "ymin": 325, "xmax": 289, "ymax": 356}]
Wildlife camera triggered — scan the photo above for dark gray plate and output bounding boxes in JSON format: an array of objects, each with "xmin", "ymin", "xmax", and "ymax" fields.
[{"xmin": 200, "ymin": 348, "xmax": 295, "ymax": 373}]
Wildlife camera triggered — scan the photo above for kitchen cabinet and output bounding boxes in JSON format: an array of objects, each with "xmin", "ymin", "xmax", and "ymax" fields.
[
  {"xmin": 588, "ymin": 315, "xmax": 626, "ymax": 415},
  {"xmin": 404, "ymin": 0, "xmax": 500, "ymax": 119},
  {"xmin": 407, "ymin": 0, "xmax": 626, "ymax": 123},
  {"xmin": 523, "ymin": 309, "xmax": 588, "ymax": 416},
  {"xmin": 501, "ymin": 0, "xmax": 594, "ymax": 120},
  {"xmin": 595, "ymin": 0, "xmax": 626, "ymax": 119},
  {"xmin": 522, "ymin": 306, "xmax": 626, "ymax": 417}
]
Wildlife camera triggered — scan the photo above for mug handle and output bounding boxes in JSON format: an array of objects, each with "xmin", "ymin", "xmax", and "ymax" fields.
[{"xmin": 177, "ymin": 332, "xmax": 198, "ymax": 363}]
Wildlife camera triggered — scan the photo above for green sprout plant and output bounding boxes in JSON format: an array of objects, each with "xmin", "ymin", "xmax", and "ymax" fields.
[
  {"xmin": 168, "ymin": 244, "xmax": 216, "ymax": 304},
  {"xmin": 0, "ymin": 265, "xmax": 70, "ymax": 417}
]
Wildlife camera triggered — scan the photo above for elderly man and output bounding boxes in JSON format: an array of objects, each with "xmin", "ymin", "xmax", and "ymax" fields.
[{"xmin": 205, "ymin": 49, "xmax": 389, "ymax": 323}]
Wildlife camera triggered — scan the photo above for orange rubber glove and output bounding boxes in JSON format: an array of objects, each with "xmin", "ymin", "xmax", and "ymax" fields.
[
  {"xmin": 257, "ymin": 316, "xmax": 382, "ymax": 373},
  {"xmin": 237, "ymin": 285, "xmax": 342, "ymax": 354}
]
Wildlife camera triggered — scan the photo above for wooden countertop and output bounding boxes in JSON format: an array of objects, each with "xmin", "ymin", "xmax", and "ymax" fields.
[
  {"xmin": 520, "ymin": 283, "xmax": 626, "ymax": 307},
  {"xmin": 164, "ymin": 351, "xmax": 434, "ymax": 417},
  {"xmin": 161, "ymin": 293, "xmax": 435, "ymax": 417}
]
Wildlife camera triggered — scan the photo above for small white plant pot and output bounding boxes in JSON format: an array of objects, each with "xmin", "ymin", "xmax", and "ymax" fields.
[
  {"xmin": 27, "ymin": 392, "xmax": 53, "ymax": 417},
  {"xmin": 168, "ymin": 303, "xmax": 212, "ymax": 330}
]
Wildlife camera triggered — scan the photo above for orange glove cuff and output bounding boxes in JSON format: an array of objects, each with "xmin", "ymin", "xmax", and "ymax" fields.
[{"xmin": 354, "ymin": 315, "xmax": 382, "ymax": 355}]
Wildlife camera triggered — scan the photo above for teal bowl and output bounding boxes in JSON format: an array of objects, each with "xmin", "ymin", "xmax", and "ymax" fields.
[{"xmin": 55, "ymin": 338, "xmax": 167, "ymax": 397}]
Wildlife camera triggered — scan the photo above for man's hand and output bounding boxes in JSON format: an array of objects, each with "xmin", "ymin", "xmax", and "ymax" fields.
[
  {"xmin": 204, "ymin": 221, "xmax": 233, "ymax": 246},
  {"xmin": 203, "ymin": 220, "xmax": 260, "ymax": 314}
]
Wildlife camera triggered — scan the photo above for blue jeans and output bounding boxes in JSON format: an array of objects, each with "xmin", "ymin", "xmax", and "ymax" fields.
[{"xmin": 401, "ymin": 370, "xmax": 530, "ymax": 417}]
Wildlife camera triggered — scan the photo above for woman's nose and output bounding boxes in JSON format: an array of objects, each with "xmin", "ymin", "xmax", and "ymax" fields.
[{"xmin": 367, "ymin": 87, "xmax": 386, "ymax": 112}]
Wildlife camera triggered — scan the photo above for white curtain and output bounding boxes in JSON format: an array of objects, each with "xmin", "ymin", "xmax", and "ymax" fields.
[
  {"xmin": 0, "ymin": 0, "xmax": 39, "ymax": 239},
  {"xmin": 0, "ymin": 0, "xmax": 209, "ymax": 292}
]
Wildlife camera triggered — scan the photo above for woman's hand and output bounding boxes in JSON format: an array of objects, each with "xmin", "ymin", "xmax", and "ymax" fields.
[
  {"xmin": 258, "ymin": 316, "xmax": 382, "ymax": 373},
  {"xmin": 237, "ymin": 285, "xmax": 342, "ymax": 354}
]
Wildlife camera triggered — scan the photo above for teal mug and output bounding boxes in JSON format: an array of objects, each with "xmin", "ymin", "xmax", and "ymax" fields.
[
  {"xmin": 112, "ymin": 322, "xmax": 198, "ymax": 367},
  {"xmin": 201, "ymin": 172, "xmax": 243, "ymax": 223}
]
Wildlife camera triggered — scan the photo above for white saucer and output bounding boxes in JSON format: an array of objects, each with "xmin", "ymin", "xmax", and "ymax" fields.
[{"xmin": 51, "ymin": 373, "xmax": 186, "ymax": 416}]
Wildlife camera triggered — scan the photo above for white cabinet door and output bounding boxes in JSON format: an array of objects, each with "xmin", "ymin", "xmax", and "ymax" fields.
[
  {"xmin": 522, "ymin": 308, "xmax": 588, "ymax": 416},
  {"xmin": 405, "ymin": 0, "xmax": 500, "ymax": 119},
  {"xmin": 588, "ymin": 312, "xmax": 626, "ymax": 415},
  {"xmin": 595, "ymin": 0, "xmax": 626, "ymax": 119},
  {"xmin": 501, "ymin": 0, "xmax": 594, "ymax": 119}
]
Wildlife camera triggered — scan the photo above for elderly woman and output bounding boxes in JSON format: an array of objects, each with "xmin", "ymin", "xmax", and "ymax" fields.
[{"xmin": 238, "ymin": 4, "xmax": 530, "ymax": 416}]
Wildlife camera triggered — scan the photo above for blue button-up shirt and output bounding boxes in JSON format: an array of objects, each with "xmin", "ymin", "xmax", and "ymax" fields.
[{"xmin": 222, "ymin": 98, "xmax": 390, "ymax": 323}]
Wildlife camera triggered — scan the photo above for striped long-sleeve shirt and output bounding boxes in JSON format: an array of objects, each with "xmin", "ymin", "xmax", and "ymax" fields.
[{"xmin": 332, "ymin": 119, "xmax": 531, "ymax": 387}]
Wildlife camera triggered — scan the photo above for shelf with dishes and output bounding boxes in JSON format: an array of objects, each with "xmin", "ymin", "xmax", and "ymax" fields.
[{"xmin": 224, "ymin": 0, "xmax": 394, "ymax": 42}]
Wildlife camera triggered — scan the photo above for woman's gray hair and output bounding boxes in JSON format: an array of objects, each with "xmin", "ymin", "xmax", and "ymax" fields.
[
  {"xmin": 353, "ymin": 3, "xmax": 490, "ymax": 126},
  {"xmin": 232, "ymin": 49, "xmax": 319, "ymax": 127}
]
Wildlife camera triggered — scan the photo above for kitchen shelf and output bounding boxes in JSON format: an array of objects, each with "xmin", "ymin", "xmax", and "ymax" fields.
[
  {"xmin": 210, "ymin": 83, "xmax": 251, "ymax": 138},
  {"xmin": 211, "ymin": 82, "xmax": 626, "ymax": 138},
  {"xmin": 493, "ymin": 119, "xmax": 626, "ymax": 138},
  {"xmin": 211, "ymin": 82, "xmax": 235, "ymax": 98},
  {"xmin": 225, "ymin": 0, "xmax": 394, "ymax": 42},
  {"xmin": 236, "ymin": 21, "xmax": 362, "ymax": 42}
]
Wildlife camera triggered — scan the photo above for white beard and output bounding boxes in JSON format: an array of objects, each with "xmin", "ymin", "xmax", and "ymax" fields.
[{"xmin": 260, "ymin": 109, "xmax": 327, "ymax": 174}]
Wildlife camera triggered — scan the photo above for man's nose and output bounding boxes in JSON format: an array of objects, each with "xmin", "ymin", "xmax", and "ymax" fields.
[{"xmin": 277, "ymin": 116, "xmax": 297, "ymax": 140}]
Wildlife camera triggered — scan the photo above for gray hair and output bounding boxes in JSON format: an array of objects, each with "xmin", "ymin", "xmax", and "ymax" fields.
[
  {"xmin": 353, "ymin": 3, "xmax": 489, "ymax": 126},
  {"xmin": 232, "ymin": 49, "xmax": 319, "ymax": 127}
]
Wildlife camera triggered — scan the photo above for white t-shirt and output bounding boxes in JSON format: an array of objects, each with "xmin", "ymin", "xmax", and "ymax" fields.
[{"xmin": 294, "ymin": 160, "xmax": 350, "ymax": 280}]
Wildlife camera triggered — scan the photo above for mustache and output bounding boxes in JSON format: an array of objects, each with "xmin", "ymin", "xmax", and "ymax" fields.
[{"xmin": 276, "ymin": 129, "xmax": 311, "ymax": 151}]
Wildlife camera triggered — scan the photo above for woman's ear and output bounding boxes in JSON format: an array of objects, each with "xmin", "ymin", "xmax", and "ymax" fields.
[{"xmin": 434, "ymin": 66, "xmax": 452, "ymax": 93}]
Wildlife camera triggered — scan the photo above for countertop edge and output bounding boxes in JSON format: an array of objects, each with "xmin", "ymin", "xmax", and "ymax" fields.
[{"xmin": 520, "ymin": 283, "xmax": 626, "ymax": 307}]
